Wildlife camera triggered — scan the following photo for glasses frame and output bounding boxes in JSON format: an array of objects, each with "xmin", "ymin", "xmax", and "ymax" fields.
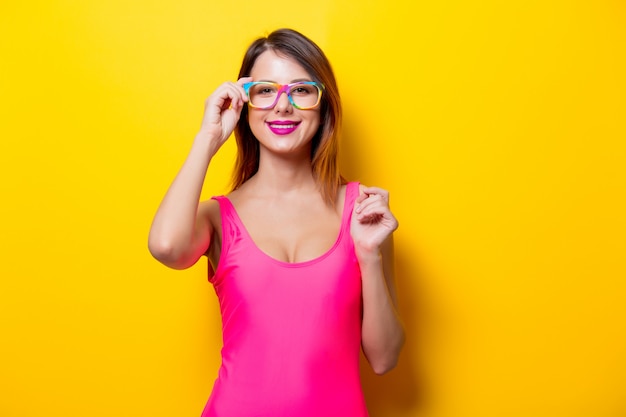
[{"xmin": 243, "ymin": 81, "xmax": 324, "ymax": 110}]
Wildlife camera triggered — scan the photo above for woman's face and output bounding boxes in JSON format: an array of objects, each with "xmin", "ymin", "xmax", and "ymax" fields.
[{"xmin": 247, "ymin": 50, "xmax": 321, "ymax": 157}]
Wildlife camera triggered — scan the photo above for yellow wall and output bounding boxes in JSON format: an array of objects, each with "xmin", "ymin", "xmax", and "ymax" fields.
[{"xmin": 1, "ymin": 1, "xmax": 625, "ymax": 416}]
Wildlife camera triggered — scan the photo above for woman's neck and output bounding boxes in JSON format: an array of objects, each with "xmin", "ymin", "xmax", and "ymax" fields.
[{"xmin": 247, "ymin": 149, "xmax": 317, "ymax": 195}]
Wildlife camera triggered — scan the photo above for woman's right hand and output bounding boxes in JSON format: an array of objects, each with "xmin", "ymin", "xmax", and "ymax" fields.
[{"xmin": 198, "ymin": 77, "xmax": 253, "ymax": 152}]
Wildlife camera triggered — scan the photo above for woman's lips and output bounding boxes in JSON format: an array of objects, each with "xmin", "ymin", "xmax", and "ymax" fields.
[{"xmin": 267, "ymin": 121, "xmax": 300, "ymax": 135}]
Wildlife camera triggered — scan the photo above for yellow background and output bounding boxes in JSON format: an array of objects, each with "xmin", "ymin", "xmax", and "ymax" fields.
[{"xmin": 1, "ymin": 1, "xmax": 625, "ymax": 416}]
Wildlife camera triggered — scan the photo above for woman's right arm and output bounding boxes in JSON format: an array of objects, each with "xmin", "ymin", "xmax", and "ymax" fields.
[{"xmin": 148, "ymin": 78, "xmax": 251, "ymax": 269}]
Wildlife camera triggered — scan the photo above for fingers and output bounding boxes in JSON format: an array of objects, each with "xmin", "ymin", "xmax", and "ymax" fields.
[
  {"xmin": 200, "ymin": 79, "xmax": 253, "ymax": 135},
  {"xmin": 211, "ymin": 82, "xmax": 246, "ymax": 111},
  {"xmin": 354, "ymin": 187, "xmax": 395, "ymax": 225},
  {"xmin": 363, "ymin": 187, "xmax": 390, "ymax": 201},
  {"xmin": 229, "ymin": 77, "xmax": 253, "ymax": 108},
  {"xmin": 355, "ymin": 187, "xmax": 389, "ymax": 212},
  {"xmin": 355, "ymin": 199, "xmax": 385, "ymax": 222},
  {"xmin": 204, "ymin": 77, "xmax": 253, "ymax": 115},
  {"xmin": 356, "ymin": 187, "xmax": 389, "ymax": 206},
  {"xmin": 224, "ymin": 77, "xmax": 253, "ymax": 109},
  {"xmin": 237, "ymin": 76, "xmax": 253, "ymax": 86}
]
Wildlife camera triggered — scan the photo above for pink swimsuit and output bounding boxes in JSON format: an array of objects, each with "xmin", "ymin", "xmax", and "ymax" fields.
[{"xmin": 201, "ymin": 182, "xmax": 368, "ymax": 417}]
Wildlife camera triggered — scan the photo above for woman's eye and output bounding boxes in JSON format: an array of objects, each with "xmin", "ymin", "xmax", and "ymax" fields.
[
  {"xmin": 292, "ymin": 87, "xmax": 312, "ymax": 95},
  {"xmin": 254, "ymin": 86, "xmax": 276, "ymax": 95}
]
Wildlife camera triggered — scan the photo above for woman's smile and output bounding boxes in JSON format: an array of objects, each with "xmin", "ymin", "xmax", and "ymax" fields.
[{"xmin": 266, "ymin": 120, "xmax": 301, "ymax": 135}]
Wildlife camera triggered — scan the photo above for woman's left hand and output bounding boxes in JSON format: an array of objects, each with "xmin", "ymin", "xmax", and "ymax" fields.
[{"xmin": 350, "ymin": 186, "xmax": 398, "ymax": 258}]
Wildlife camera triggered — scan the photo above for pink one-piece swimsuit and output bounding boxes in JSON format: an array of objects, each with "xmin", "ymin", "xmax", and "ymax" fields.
[{"xmin": 201, "ymin": 182, "xmax": 368, "ymax": 417}]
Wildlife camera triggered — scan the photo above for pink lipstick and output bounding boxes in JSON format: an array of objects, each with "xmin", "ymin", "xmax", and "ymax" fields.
[{"xmin": 267, "ymin": 120, "xmax": 300, "ymax": 135}]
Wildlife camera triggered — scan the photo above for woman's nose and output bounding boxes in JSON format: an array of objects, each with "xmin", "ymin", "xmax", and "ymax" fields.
[{"xmin": 273, "ymin": 91, "xmax": 292, "ymax": 112}]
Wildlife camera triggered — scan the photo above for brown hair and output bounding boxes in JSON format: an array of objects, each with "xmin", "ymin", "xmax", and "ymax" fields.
[{"xmin": 232, "ymin": 28, "xmax": 345, "ymax": 205}]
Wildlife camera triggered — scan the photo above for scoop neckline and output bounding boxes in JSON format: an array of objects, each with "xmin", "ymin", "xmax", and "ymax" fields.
[{"xmin": 220, "ymin": 183, "xmax": 353, "ymax": 268}]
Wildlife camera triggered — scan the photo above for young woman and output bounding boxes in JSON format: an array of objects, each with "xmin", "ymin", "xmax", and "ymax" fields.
[{"xmin": 149, "ymin": 28, "xmax": 405, "ymax": 417}]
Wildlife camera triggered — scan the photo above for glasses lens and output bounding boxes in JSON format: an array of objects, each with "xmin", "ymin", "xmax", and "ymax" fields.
[
  {"xmin": 247, "ymin": 82, "xmax": 322, "ymax": 109},
  {"xmin": 248, "ymin": 83, "xmax": 279, "ymax": 109},
  {"xmin": 288, "ymin": 82, "xmax": 321, "ymax": 109}
]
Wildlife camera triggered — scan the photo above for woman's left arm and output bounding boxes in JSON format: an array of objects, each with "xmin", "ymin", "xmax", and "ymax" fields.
[{"xmin": 351, "ymin": 186, "xmax": 406, "ymax": 375}]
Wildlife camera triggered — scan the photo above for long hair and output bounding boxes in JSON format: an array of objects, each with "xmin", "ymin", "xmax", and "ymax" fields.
[{"xmin": 232, "ymin": 28, "xmax": 345, "ymax": 205}]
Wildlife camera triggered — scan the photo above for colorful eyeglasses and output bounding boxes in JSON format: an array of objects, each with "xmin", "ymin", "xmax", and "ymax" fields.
[{"xmin": 243, "ymin": 81, "xmax": 324, "ymax": 110}]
